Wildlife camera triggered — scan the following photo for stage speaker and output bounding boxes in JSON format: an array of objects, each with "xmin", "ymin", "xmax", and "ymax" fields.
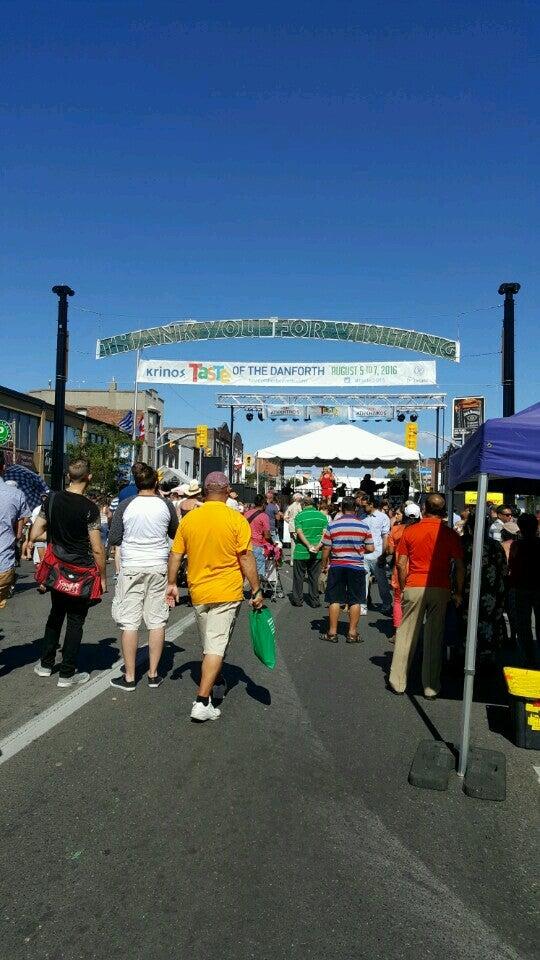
[{"xmin": 201, "ymin": 456, "xmax": 224, "ymax": 483}]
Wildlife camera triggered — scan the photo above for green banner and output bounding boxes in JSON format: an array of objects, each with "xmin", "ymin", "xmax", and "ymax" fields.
[{"xmin": 96, "ymin": 318, "xmax": 460, "ymax": 362}]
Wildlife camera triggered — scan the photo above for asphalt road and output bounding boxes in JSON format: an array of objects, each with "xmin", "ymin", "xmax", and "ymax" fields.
[{"xmin": 0, "ymin": 561, "xmax": 538, "ymax": 960}]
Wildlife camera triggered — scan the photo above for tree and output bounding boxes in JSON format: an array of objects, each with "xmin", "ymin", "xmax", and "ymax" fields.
[{"xmin": 68, "ymin": 426, "xmax": 137, "ymax": 496}]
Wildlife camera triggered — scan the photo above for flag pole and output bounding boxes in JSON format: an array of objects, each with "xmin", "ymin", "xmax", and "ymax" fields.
[{"xmin": 131, "ymin": 349, "xmax": 140, "ymax": 465}]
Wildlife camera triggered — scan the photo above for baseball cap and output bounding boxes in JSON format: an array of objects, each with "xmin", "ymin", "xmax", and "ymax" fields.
[
  {"xmin": 204, "ymin": 471, "xmax": 229, "ymax": 490},
  {"xmin": 404, "ymin": 503, "xmax": 421, "ymax": 519}
]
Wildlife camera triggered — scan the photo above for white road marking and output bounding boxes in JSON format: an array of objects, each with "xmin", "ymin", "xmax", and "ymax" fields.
[
  {"xmin": 0, "ymin": 610, "xmax": 195, "ymax": 767},
  {"xmin": 533, "ymin": 765, "xmax": 540, "ymax": 786}
]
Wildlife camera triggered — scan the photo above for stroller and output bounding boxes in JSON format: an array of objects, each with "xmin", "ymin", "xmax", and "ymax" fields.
[{"xmin": 261, "ymin": 541, "xmax": 285, "ymax": 602}]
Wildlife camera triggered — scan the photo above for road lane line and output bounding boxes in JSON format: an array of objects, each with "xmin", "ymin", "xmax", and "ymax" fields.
[{"xmin": 0, "ymin": 610, "xmax": 196, "ymax": 767}]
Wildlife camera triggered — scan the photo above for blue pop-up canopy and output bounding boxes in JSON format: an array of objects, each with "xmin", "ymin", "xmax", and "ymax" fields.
[
  {"xmin": 448, "ymin": 401, "xmax": 540, "ymax": 489},
  {"xmin": 448, "ymin": 400, "xmax": 540, "ymax": 778}
]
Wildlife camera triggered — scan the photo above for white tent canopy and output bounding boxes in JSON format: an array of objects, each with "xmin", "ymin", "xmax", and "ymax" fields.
[{"xmin": 257, "ymin": 423, "xmax": 419, "ymax": 468}]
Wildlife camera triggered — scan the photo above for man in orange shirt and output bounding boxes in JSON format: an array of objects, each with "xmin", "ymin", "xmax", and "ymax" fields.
[
  {"xmin": 167, "ymin": 472, "xmax": 263, "ymax": 722},
  {"xmin": 388, "ymin": 493, "xmax": 464, "ymax": 698}
]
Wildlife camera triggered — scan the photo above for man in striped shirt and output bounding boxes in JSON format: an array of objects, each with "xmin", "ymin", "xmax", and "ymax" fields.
[{"xmin": 320, "ymin": 497, "xmax": 374, "ymax": 643}]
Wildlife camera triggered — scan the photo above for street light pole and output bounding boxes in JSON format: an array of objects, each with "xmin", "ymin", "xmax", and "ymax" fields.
[
  {"xmin": 50, "ymin": 285, "xmax": 74, "ymax": 490},
  {"xmin": 229, "ymin": 405, "xmax": 234, "ymax": 483},
  {"xmin": 434, "ymin": 405, "xmax": 441, "ymax": 491},
  {"xmin": 499, "ymin": 282, "xmax": 520, "ymax": 417}
]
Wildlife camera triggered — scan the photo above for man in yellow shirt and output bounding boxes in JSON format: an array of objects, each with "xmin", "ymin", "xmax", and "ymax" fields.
[{"xmin": 167, "ymin": 471, "xmax": 263, "ymax": 722}]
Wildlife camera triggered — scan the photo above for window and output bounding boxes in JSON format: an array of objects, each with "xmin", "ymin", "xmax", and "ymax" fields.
[
  {"xmin": 44, "ymin": 419, "xmax": 54, "ymax": 449},
  {"xmin": 0, "ymin": 408, "xmax": 39, "ymax": 451},
  {"xmin": 64, "ymin": 426, "xmax": 81, "ymax": 450}
]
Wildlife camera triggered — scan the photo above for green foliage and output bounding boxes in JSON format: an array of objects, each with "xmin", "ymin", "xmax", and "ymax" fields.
[{"xmin": 67, "ymin": 426, "xmax": 137, "ymax": 496}]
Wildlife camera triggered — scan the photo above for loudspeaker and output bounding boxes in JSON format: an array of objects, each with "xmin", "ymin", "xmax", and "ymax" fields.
[{"xmin": 201, "ymin": 456, "xmax": 224, "ymax": 483}]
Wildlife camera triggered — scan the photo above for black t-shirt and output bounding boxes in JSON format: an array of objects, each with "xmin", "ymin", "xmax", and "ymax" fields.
[{"xmin": 44, "ymin": 491, "xmax": 101, "ymax": 566}]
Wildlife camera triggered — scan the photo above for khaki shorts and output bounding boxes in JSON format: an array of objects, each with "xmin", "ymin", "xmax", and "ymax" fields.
[
  {"xmin": 112, "ymin": 568, "xmax": 170, "ymax": 631},
  {"xmin": 194, "ymin": 601, "xmax": 241, "ymax": 656},
  {"xmin": 0, "ymin": 568, "xmax": 15, "ymax": 609}
]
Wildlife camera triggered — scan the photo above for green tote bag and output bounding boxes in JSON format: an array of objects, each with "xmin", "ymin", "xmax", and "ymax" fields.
[{"xmin": 249, "ymin": 607, "xmax": 277, "ymax": 670}]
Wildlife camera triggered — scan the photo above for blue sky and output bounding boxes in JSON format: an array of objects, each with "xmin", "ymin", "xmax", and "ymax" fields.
[{"xmin": 1, "ymin": 1, "xmax": 537, "ymax": 459}]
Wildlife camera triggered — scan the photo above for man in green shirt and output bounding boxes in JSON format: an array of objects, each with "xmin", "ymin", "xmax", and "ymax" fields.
[{"xmin": 291, "ymin": 497, "xmax": 328, "ymax": 607}]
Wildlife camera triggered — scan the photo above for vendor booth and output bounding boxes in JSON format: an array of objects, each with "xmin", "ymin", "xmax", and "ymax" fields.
[{"xmin": 448, "ymin": 401, "xmax": 540, "ymax": 775}]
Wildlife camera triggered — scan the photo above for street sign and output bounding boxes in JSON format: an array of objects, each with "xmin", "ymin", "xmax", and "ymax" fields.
[
  {"xmin": 195, "ymin": 424, "xmax": 208, "ymax": 449},
  {"xmin": 404, "ymin": 422, "xmax": 418, "ymax": 450},
  {"xmin": 0, "ymin": 420, "xmax": 13, "ymax": 446}
]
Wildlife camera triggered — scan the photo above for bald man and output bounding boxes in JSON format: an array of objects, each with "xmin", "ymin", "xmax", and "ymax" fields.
[{"xmin": 388, "ymin": 493, "xmax": 464, "ymax": 698}]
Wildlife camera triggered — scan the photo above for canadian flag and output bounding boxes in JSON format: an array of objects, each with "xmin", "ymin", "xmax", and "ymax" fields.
[{"xmin": 137, "ymin": 415, "xmax": 145, "ymax": 440}]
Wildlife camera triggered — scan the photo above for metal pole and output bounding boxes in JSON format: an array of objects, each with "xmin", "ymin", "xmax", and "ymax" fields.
[
  {"xmin": 458, "ymin": 471, "xmax": 489, "ymax": 776},
  {"xmin": 256, "ymin": 456, "xmax": 260, "ymax": 494},
  {"xmin": 434, "ymin": 406, "xmax": 440, "ymax": 491},
  {"xmin": 499, "ymin": 282, "xmax": 520, "ymax": 417},
  {"xmin": 229, "ymin": 405, "xmax": 234, "ymax": 483},
  {"xmin": 51, "ymin": 285, "xmax": 74, "ymax": 490},
  {"xmin": 10, "ymin": 419, "xmax": 17, "ymax": 466},
  {"xmin": 131, "ymin": 349, "xmax": 140, "ymax": 465},
  {"xmin": 447, "ymin": 489, "xmax": 454, "ymax": 528}
]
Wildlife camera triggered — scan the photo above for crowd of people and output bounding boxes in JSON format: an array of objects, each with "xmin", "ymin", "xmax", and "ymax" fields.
[{"xmin": 0, "ymin": 448, "xmax": 539, "ymax": 724}]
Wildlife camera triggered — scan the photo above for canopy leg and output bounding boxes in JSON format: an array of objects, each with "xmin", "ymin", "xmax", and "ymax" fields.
[{"xmin": 457, "ymin": 472, "xmax": 488, "ymax": 777}]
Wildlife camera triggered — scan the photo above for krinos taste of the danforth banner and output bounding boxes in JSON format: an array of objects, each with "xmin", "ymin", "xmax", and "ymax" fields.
[
  {"xmin": 96, "ymin": 318, "xmax": 460, "ymax": 362},
  {"xmin": 136, "ymin": 358, "xmax": 437, "ymax": 388}
]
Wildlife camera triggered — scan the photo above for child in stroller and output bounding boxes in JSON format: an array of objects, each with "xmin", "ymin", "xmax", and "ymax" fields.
[{"xmin": 261, "ymin": 540, "xmax": 285, "ymax": 602}]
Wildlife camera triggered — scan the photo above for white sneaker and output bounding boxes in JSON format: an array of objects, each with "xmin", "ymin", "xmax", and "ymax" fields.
[
  {"xmin": 57, "ymin": 672, "xmax": 90, "ymax": 688},
  {"xmin": 34, "ymin": 664, "xmax": 52, "ymax": 677},
  {"xmin": 190, "ymin": 700, "xmax": 221, "ymax": 722},
  {"xmin": 360, "ymin": 604, "xmax": 367, "ymax": 616}
]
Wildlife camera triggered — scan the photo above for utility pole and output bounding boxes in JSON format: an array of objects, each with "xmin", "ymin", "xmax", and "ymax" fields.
[
  {"xmin": 51, "ymin": 285, "xmax": 74, "ymax": 490},
  {"xmin": 499, "ymin": 281, "xmax": 520, "ymax": 417},
  {"xmin": 131, "ymin": 348, "xmax": 141, "ymax": 465},
  {"xmin": 434, "ymin": 406, "xmax": 441, "ymax": 491}
]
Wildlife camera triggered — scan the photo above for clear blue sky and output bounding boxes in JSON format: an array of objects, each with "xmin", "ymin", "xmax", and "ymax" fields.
[{"xmin": 1, "ymin": 1, "xmax": 537, "ymax": 458}]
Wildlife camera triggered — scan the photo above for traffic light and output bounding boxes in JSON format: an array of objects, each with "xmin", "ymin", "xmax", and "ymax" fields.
[
  {"xmin": 405, "ymin": 422, "xmax": 418, "ymax": 450},
  {"xmin": 195, "ymin": 424, "xmax": 208, "ymax": 449},
  {"xmin": 244, "ymin": 453, "xmax": 254, "ymax": 469}
]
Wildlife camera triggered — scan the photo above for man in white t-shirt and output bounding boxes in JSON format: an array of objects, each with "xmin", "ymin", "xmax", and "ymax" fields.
[
  {"xmin": 361, "ymin": 494, "xmax": 393, "ymax": 615},
  {"xmin": 108, "ymin": 462, "xmax": 179, "ymax": 691}
]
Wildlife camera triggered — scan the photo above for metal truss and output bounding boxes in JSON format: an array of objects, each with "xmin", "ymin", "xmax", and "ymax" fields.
[{"xmin": 216, "ymin": 392, "xmax": 446, "ymax": 412}]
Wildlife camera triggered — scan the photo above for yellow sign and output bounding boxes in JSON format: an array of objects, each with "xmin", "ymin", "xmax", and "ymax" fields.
[
  {"xmin": 404, "ymin": 422, "xmax": 418, "ymax": 450},
  {"xmin": 504, "ymin": 667, "xmax": 540, "ymax": 699},
  {"xmin": 195, "ymin": 424, "xmax": 208, "ymax": 449},
  {"xmin": 465, "ymin": 491, "xmax": 504, "ymax": 507}
]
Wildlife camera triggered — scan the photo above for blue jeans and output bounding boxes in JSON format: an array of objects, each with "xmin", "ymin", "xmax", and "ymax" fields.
[
  {"xmin": 253, "ymin": 546, "xmax": 266, "ymax": 577},
  {"xmin": 364, "ymin": 552, "xmax": 392, "ymax": 609}
]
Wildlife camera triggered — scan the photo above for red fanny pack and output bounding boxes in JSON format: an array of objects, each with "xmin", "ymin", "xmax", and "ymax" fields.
[{"xmin": 35, "ymin": 544, "xmax": 102, "ymax": 601}]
